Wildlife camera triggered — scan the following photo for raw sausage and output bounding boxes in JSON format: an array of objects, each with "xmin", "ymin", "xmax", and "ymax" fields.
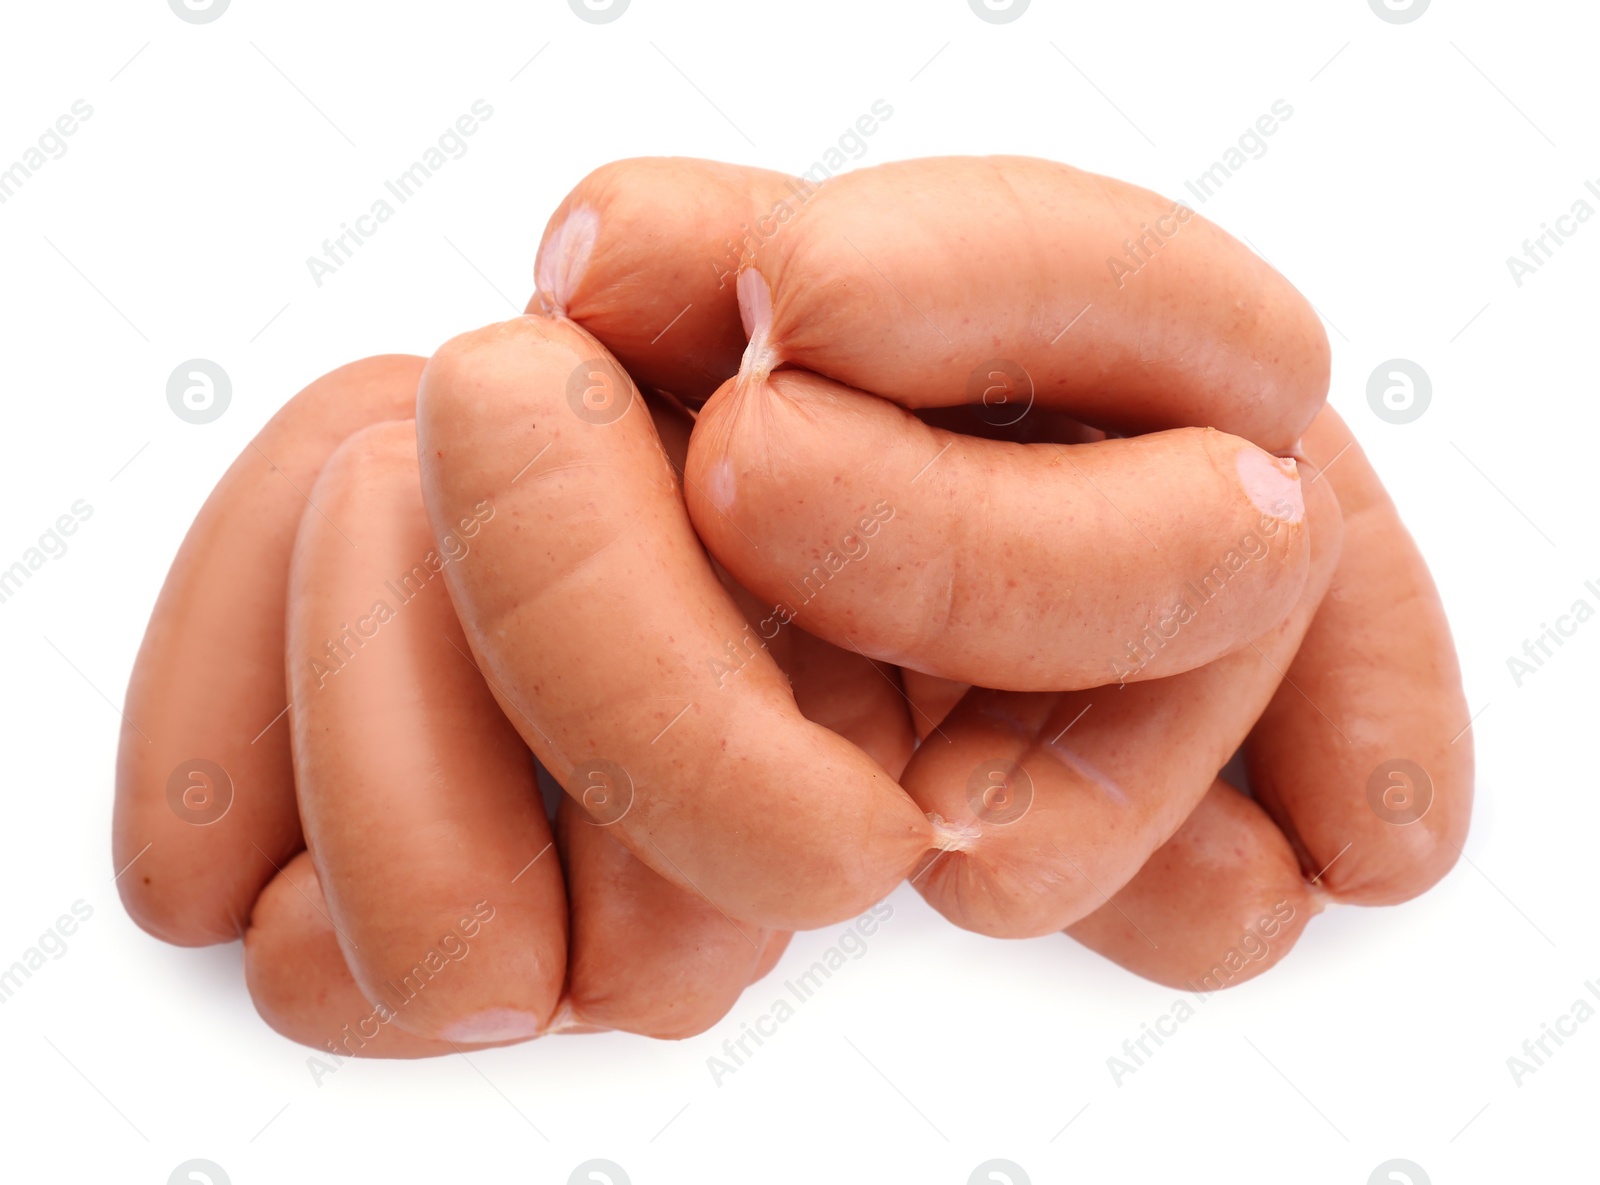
[
  {"xmin": 286, "ymin": 421, "xmax": 567, "ymax": 1042},
  {"xmin": 687, "ymin": 359, "xmax": 1310, "ymax": 689},
  {"xmin": 415, "ymin": 316, "xmax": 934, "ymax": 930},
  {"xmin": 898, "ymin": 469, "xmax": 1341, "ymax": 936},
  {"xmin": 1246, "ymin": 407, "xmax": 1473, "ymax": 904},
  {"xmin": 1066, "ymin": 777, "xmax": 1319, "ymax": 990},
  {"xmin": 115, "ymin": 357, "xmax": 423, "ymax": 946}
]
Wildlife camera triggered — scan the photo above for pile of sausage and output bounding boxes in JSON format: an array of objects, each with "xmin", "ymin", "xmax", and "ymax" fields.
[{"xmin": 112, "ymin": 156, "xmax": 1472, "ymax": 1056}]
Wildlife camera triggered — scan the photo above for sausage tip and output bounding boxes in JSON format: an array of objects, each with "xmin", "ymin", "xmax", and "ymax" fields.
[
  {"xmin": 928, "ymin": 812, "xmax": 981, "ymax": 852},
  {"xmin": 534, "ymin": 204, "xmax": 600, "ymax": 318},
  {"xmin": 435, "ymin": 1008, "xmax": 546, "ymax": 1044},
  {"xmin": 1235, "ymin": 445, "xmax": 1304, "ymax": 523},
  {"xmin": 736, "ymin": 267, "xmax": 779, "ymax": 382}
]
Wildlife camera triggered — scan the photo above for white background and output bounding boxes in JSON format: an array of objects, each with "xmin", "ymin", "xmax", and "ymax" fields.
[{"xmin": 0, "ymin": 1, "xmax": 1594, "ymax": 1182}]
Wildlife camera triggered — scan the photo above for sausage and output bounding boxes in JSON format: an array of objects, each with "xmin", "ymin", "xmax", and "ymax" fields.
[
  {"xmin": 543, "ymin": 155, "xmax": 1325, "ymax": 689},
  {"xmin": 1245, "ymin": 406, "xmax": 1473, "ymax": 904},
  {"xmin": 901, "ymin": 671, "xmax": 971, "ymax": 743},
  {"xmin": 716, "ymin": 566, "xmax": 918, "ymax": 780},
  {"xmin": 686, "ymin": 359, "xmax": 1309, "ymax": 690},
  {"xmin": 893, "ymin": 409, "xmax": 1101, "ymax": 738},
  {"xmin": 536, "ymin": 157, "xmax": 1328, "ymax": 452},
  {"xmin": 285, "ymin": 420, "xmax": 568, "ymax": 1042},
  {"xmin": 532, "ymin": 157, "xmax": 797, "ymax": 401},
  {"xmin": 115, "ymin": 356, "xmax": 423, "ymax": 946},
  {"xmin": 777, "ymin": 628, "xmax": 915, "ymax": 781},
  {"xmin": 415, "ymin": 315, "xmax": 934, "ymax": 930},
  {"xmin": 244, "ymin": 853, "xmax": 515, "ymax": 1058},
  {"xmin": 652, "ymin": 389, "xmax": 918, "ymax": 779},
  {"xmin": 549, "ymin": 398, "xmax": 799, "ymax": 1037},
  {"xmin": 745, "ymin": 156, "xmax": 1328, "ymax": 452},
  {"xmin": 895, "ymin": 412, "xmax": 1099, "ymax": 734},
  {"xmin": 1066, "ymin": 778, "xmax": 1320, "ymax": 990},
  {"xmin": 222, "ymin": 386, "xmax": 811, "ymax": 1048},
  {"xmin": 557, "ymin": 795, "xmax": 790, "ymax": 1038},
  {"xmin": 246, "ymin": 846, "xmax": 792, "ymax": 1056},
  {"xmin": 898, "ymin": 469, "xmax": 1342, "ymax": 937}
]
